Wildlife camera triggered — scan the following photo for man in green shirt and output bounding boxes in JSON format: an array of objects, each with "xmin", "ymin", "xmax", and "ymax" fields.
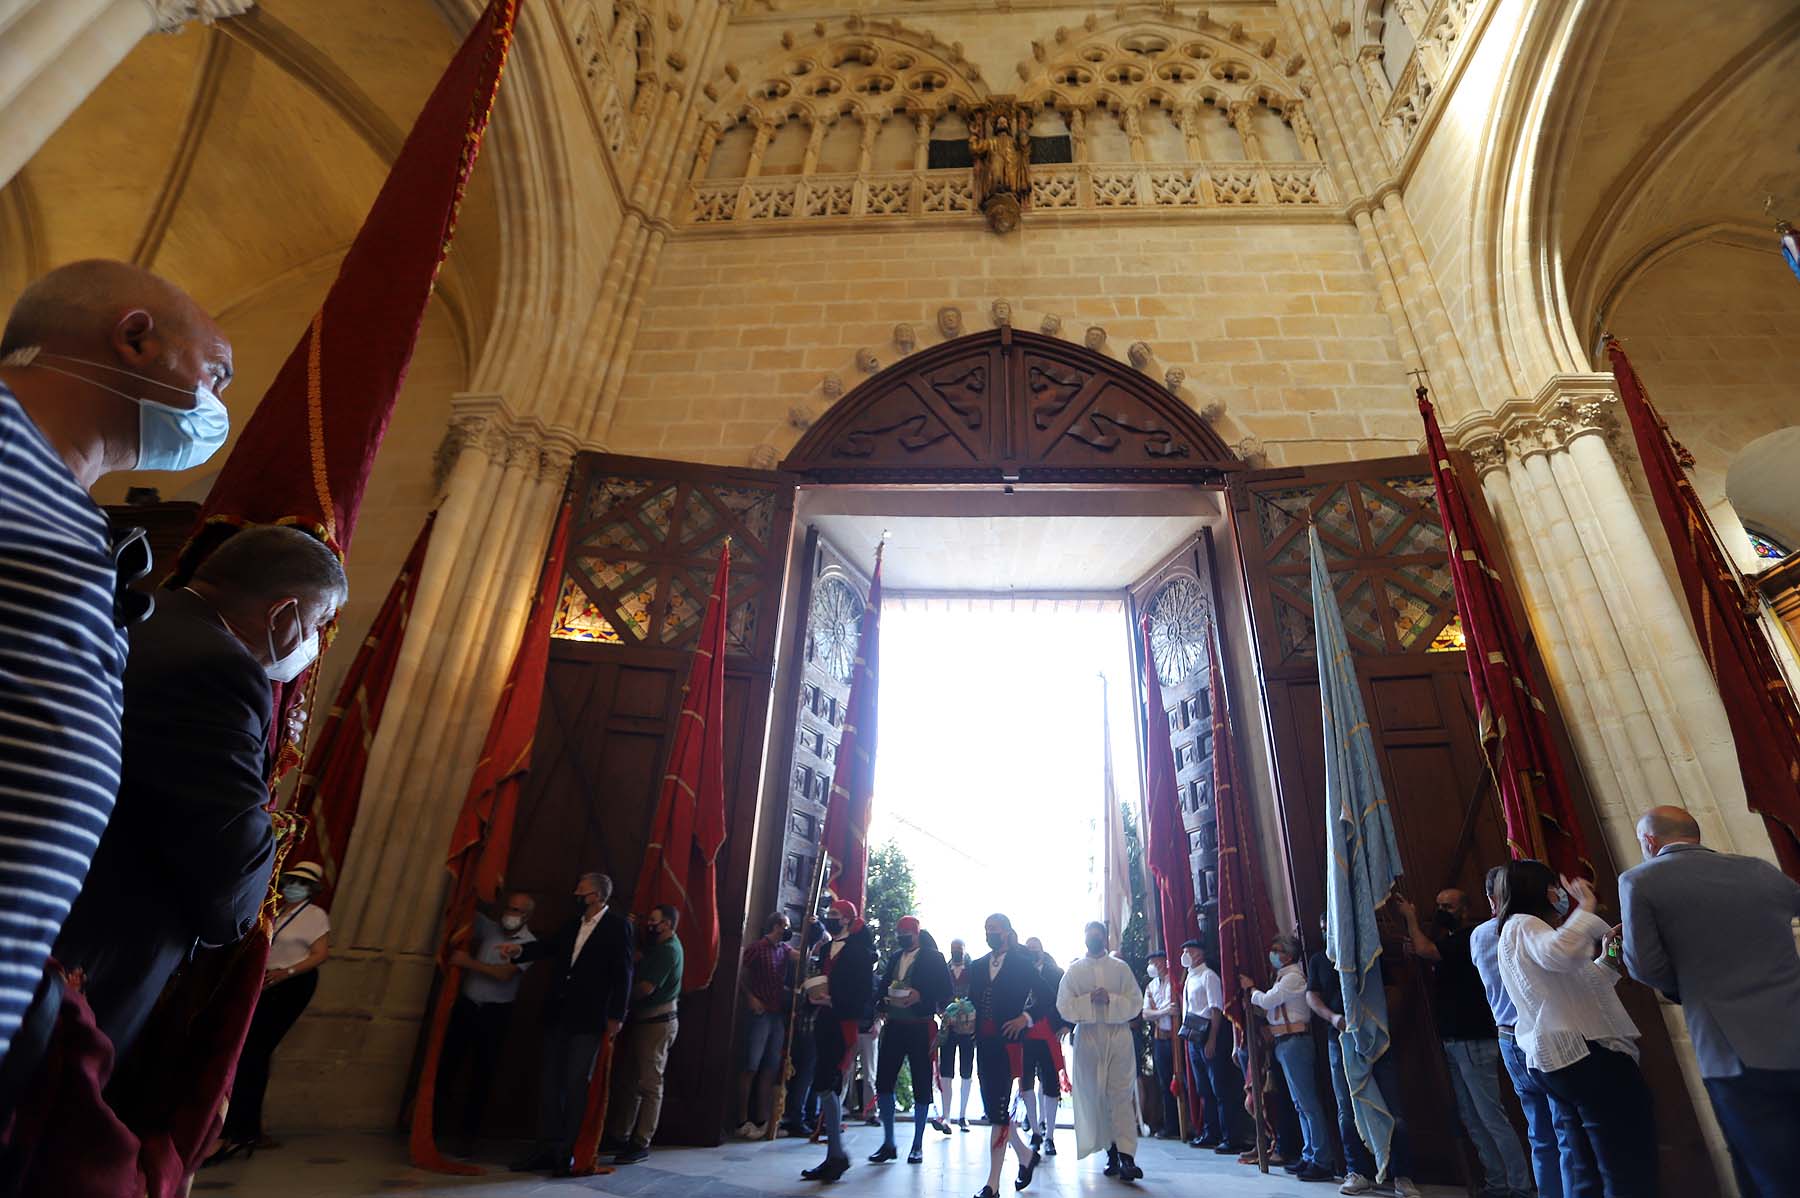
[{"xmin": 607, "ymin": 905, "xmax": 684, "ymax": 1165}]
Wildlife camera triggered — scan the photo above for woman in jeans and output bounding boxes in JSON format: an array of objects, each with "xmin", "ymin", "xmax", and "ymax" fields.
[{"xmin": 1497, "ymin": 859, "xmax": 1654, "ymax": 1197}]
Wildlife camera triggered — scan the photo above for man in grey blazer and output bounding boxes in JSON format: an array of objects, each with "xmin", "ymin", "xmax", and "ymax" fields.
[{"xmin": 1619, "ymin": 805, "xmax": 1800, "ymax": 1197}]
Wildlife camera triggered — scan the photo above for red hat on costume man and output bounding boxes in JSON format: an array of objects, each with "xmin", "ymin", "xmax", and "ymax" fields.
[
  {"xmin": 897, "ymin": 915, "xmax": 921, "ymax": 934},
  {"xmin": 828, "ymin": 898, "xmax": 859, "ymax": 923}
]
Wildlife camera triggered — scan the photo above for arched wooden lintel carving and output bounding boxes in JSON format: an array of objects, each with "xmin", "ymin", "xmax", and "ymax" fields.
[{"xmin": 782, "ymin": 329, "xmax": 1240, "ymax": 482}]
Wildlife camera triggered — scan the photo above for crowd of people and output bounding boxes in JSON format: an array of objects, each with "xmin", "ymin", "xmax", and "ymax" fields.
[{"xmin": 721, "ymin": 805, "xmax": 1798, "ymax": 1198}]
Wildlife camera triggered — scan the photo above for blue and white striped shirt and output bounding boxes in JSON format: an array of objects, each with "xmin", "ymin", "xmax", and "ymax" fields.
[{"xmin": 0, "ymin": 383, "xmax": 127, "ymax": 1063}]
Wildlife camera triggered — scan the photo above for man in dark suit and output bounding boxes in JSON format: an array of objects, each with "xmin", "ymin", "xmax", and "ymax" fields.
[
  {"xmin": 1620, "ymin": 805, "xmax": 1800, "ymax": 1197},
  {"xmin": 969, "ymin": 913, "xmax": 1057, "ymax": 1198},
  {"xmin": 52, "ymin": 525, "xmax": 347, "ymax": 1060},
  {"xmin": 506, "ymin": 870, "xmax": 634, "ymax": 1176}
]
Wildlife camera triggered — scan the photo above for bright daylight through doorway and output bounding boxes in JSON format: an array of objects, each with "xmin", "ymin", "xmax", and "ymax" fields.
[{"xmin": 869, "ymin": 596, "xmax": 1145, "ymax": 970}]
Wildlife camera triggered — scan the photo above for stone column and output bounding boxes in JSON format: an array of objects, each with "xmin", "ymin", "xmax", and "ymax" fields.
[
  {"xmin": 742, "ymin": 118, "xmax": 774, "ymax": 179},
  {"xmin": 1451, "ymin": 376, "xmax": 1766, "ymax": 866},
  {"xmin": 1178, "ymin": 105, "xmax": 1202, "ymax": 162},
  {"xmin": 1286, "ymin": 100, "xmax": 1321, "ymax": 161},
  {"xmin": 910, "ymin": 110, "xmax": 931, "ymax": 172},
  {"xmin": 1227, "ymin": 99, "xmax": 1263, "ymax": 159},
  {"xmin": 0, "ymin": 0, "xmax": 253, "ymax": 188},
  {"xmin": 1358, "ymin": 45, "xmax": 1393, "ymax": 112},
  {"xmin": 688, "ymin": 120, "xmax": 721, "ymax": 182},
  {"xmin": 799, "ymin": 115, "xmax": 827, "ymax": 175},
  {"xmin": 1123, "ymin": 103, "xmax": 1146, "ymax": 163}
]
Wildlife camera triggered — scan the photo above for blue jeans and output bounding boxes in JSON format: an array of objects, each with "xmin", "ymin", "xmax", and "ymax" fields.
[
  {"xmin": 1184, "ymin": 1034, "xmax": 1223, "ymax": 1141},
  {"xmin": 1705, "ymin": 1066, "xmax": 1800, "ymax": 1198},
  {"xmin": 1273, "ymin": 1033, "xmax": 1333, "ymax": 1171},
  {"xmin": 1531, "ymin": 1043, "xmax": 1657, "ymax": 1198},
  {"xmin": 1443, "ymin": 1038, "xmax": 1532, "ymax": 1195},
  {"xmin": 1500, "ymin": 1031, "xmax": 1596, "ymax": 1198},
  {"xmin": 1327, "ymin": 1034, "xmax": 1414, "ymax": 1180}
]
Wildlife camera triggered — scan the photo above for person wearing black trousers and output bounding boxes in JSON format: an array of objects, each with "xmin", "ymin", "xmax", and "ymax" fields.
[
  {"xmin": 969, "ymin": 914, "xmax": 1058, "ymax": 1198},
  {"xmin": 781, "ymin": 920, "xmax": 828, "ymax": 1137},
  {"xmin": 801, "ymin": 898, "xmax": 877, "ymax": 1184},
  {"xmin": 869, "ymin": 918, "xmax": 952, "ymax": 1165},
  {"xmin": 1018, "ymin": 939, "xmax": 1069, "ymax": 1156}
]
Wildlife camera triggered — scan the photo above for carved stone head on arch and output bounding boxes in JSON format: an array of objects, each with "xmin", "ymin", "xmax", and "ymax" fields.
[
  {"xmin": 1084, "ymin": 325, "xmax": 1107, "ymax": 351},
  {"xmin": 938, "ymin": 306, "xmax": 964, "ymax": 337}
]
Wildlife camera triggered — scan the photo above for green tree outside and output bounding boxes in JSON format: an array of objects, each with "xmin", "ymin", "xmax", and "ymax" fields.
[{"xmin": 865, "ymin": 838, "xmax": 918, "ymax": 959}]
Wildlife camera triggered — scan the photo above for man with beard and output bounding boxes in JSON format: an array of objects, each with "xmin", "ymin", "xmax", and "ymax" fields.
[
  {"xmin": 869, "ymin": 917, "xmax": 952, "ymax": 1164},
  {"xmin": 1058, "ymin": 922, "xmax": 1145, "ymax": 1181},
  {"xmin": 970, "ymin": 914, "xmax": 1057, "ymax": 1198},
  {"xmin": 1019, "ymin": 937, "xmax": 1068, "ymax": 1156},
  {"xmin": 800, "ymin": 899, "xmax": 876, "ymax": 1184},
  {"xmin": 938, "ymin": 938, "xmax": 978, "ymax": 1131}
]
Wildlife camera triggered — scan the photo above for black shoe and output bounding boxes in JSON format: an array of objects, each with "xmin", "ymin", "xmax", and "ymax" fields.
[
  {"xmin": 1044, "ymin": 1135, "xmax": 1056, "ymax": 1157},
  {"xmin": 958, "ymin": 1118, "xmax": 970, "ymax": 1131},
  {"xmin": 1296, "ymin": 1164, "xmax": 1336, "ymax": 1183},
  {"xmin": 1284, "ymin": 1158, "xmax": 1307, "ymax": 1174},
  {"xmin": 931, "ymin": 1117, "xmax": 952, "ymax": 1136},
  {"xmin": 1103, "ymin": 1148, "xmax": 1120, "ymax": 1177},
  {"xmin": 613, "ymin": 1145, "xmax": 650, "ymax": 1166},
  {"xmin": 976, "ymin": 1189, "xmax": 1001, "ymax": 1198},
  {"xmin": 864, "ymin": 1115, "xmax": 881, "ymax": 1127},
  {"xmin": 1030, "ymin": 1131, "xmax": 1043, "ymax": 1150},
  {"xmin": 508, "ymin": 1151, "xmax": 556, "ymax": 1173},
  {"xmin": 1015, "ymin": 1148, "xmax": 1041, "ymax": 1191},
  {"xmin": 907, "ymin": 1147, "xmax": 923, "ymax": 1164},
  {"xmin": 599, "ymin": 1134, "xmax": 629, "ymax": 1153},
  {"xmin": 1118, "ymin": 1154, "xmax": 1143, "ymax": 1182},
  {"xmin": 1194, "ymin": 1136, "xmax": 1221, "ymax": 1148},
  {"xmin": 1213, "ymin": 1141, "xmax": 1244, "ymax": 1155},
  {"xmin": 801, "ymin": 1155, "xmax": 851, "ymax": 1182},
  {"xmin": 868, "ymin": 1144, "xmax": 897, "ymax": 1163}
]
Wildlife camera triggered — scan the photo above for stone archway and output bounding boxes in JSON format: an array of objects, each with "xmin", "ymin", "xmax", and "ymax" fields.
[{"xmin": 782, "ymin": 328, "xmax": 1240, "ymax": 482}]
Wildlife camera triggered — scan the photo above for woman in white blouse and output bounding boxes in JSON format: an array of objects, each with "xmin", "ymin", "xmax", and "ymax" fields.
[
  {"xmin": 210, "ymin": 861, "xmax": 332, "ymax": 1162},
  {"xmin": 1496, "ymin": 859, "xmax": 1654, "ymax": 1198}
]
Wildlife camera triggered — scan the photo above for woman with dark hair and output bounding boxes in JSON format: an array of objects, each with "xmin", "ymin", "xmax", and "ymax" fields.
[{"xmin": 1497, "ymin": 859, "xmax": 1655, "ymax": 1197}]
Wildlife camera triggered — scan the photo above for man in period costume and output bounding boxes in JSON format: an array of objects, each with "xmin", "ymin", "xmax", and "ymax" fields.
[
  {"xmin": 868, "ymin": 917, "xmax": 951, "ymax": 1164},
  {"xmin": 800, "ymin": 898, "xmax": 876, "ymax": 1184},
  {"xmin": 969, "ymin": 914, "xmax": 1057, "ymax": 1197}
]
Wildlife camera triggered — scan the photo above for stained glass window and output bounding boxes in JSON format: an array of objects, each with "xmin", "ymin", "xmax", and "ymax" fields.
[
  {"xmin": 550, "ymin": 578, "xmax": 621, "ymax": 643},
  {"xmin": 1748, "ymin": 529, "xmax": 1790, "ymax": 562},
  {"xmin": 1427, "ymin": 614, "xmax": 1466, "ymax": 654}
]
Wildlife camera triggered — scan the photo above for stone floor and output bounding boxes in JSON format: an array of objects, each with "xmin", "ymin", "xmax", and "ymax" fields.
[{"xmin": 192, "ymin": 1127, "xmax": 1464, "ymax": 1197}]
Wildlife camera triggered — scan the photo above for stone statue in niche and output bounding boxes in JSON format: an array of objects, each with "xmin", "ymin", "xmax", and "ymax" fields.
[
  {"xmin": 969, "ymin": 98, "xmax": 1031, "ymax": 235},
  {"xmin": 937, "ymin": 306, "xmax": 963, "ymax": 338}
]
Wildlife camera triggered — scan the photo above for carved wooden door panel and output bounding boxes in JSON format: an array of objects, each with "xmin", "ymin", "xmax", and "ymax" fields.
[
  {"xmin": 769, "ymin": 528, "xmax": 869, "ymax": 924},
  {"xmin": 483, "ymin": 453, "xmax": 796, "ymax": 1148},
  {"xmin": 783, "ymin": 328, "xmax": 1238, "ymax": 482},
  {"xmin": 1126, "ymin": 537, "xmax": 1219, "ymax": 949}
]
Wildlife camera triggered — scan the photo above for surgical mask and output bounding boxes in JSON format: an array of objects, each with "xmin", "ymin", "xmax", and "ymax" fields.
[
  {"xmin": 1550, "ymin": 889, "xmax": 1571, "ymax": 918},
  {"xmin": 779, "ymin": 926, "xmax": 794, "ymax": 943},
  {"xmin": 897, "ymin": 933, "xmax": 917, "ymax": 950},
  {"xmin": 264, "ymin": 601, "xmax": 319, "ymax": 683},
  {"xmin": 824, "ymin": 917, "xmax": 844, "ymax": 936},
  {"xmin": 1085, "ymin": 934, "xmax": 1106, "ymax": 955},
  {"xmin": 986, "ymin": 932, "xmax": 1006, "ymax": 951},
  {"xmin": 281, "ymin": 883, "xmax": 309, "ymax": 904},
  {"xmin": 1267, "ymin": 950, "xmax": 1283, "ymax": 970},
  {"xmin": 3, "ymin": 348, "xmax": 229, "ymax": 471},
  {"xmin": 501, "ymin": 914, "xmax": 525, "ymax": 933},
  {"xmin": 1147, "ymin": 962, "xmax": 1160, "ymax": 977}
]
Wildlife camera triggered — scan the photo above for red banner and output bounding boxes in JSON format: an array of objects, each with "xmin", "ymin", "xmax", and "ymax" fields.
[
  {"xmin": 631, "ymin": 539, "xmax": 730, "ymax": 987},
  {"xmin": 1207, "ymin": 622, "xmax": 1274, "ymax": 1038},
  {"xmin": 409, "ymin": 495, "xmax": 573, "ymax": 1174},
  {"xmin": 1419, "ymin": 393, "xmax": 1592, "ymax": 879},
  {"xmin": 288, "ymin": 511, "xmax": 436, "ymax": 904},
  {"xmin": 1140, "ymin": 616, "xmax": 1198, "ymax": 965},
  {"xmin": 822, "ymin": 550, "xmax": 884, "ymax": 912},
  {"xmin": 1607, "ymin": 341, "xmax": 1800, "ymax": 878}
]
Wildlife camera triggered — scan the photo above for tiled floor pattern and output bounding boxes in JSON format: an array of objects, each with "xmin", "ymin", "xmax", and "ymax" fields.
[{"xmin": 194, "ymin": 1126, "xmax": 1463, "ymax": 1197}]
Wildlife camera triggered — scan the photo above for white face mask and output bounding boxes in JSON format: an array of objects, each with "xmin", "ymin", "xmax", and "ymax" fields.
[
  {"xmin": 281, "ymin": 883, "xmax": 310, "ymax": 904},
  {"xmin": 266, "ymin": 602, "xmax": 320, "ymax": 684},
  {"xmin": 1, "ymin": 347, "xmax": 229, "ymax": 471},
  {"xmin": 500, "ymin": 914, "xmax": 525, "ymax": 933}
]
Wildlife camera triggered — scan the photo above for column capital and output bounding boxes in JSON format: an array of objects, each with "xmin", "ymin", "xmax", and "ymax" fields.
[
  {"xmin": 1446, "ymin": 373, "xmax": 1623, "ymax": 472},
  {"xmin": 145, "ymin": 0, "xmax": 255, "ymax": 34}
]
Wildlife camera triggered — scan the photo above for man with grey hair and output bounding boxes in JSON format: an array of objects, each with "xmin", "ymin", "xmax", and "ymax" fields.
[
  {"xmin": 0, "ymin": 259, "xmax": 232, "ymax": 1068},
  {"xmin": 505, "ymin": 870, "xmax": 635, "ymax": 1175},
  {"xmin": 50, "ymin": 524, "xmax": 347, "ymax": 1060},
  {"xmin": 1620, "ymin": 804, "xmax": 1800, "ymax": 1196}
]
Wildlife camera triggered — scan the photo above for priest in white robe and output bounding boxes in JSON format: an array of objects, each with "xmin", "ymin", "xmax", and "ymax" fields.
[{"xmin": 1057, "ymin": 921, "xmax": 1145, "ymax": 1180}]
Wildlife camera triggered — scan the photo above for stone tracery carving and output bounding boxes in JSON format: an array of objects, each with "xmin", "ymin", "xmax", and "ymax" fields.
[{"xmin": 148, "ymin": 0, "xmax": 255, "ymax": 33}]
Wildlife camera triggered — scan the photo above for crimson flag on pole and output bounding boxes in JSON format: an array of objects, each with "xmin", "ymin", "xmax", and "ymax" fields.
[
  {"xmin": 822, "ymin": 549, "xmax": 883, "ymax": 913},
  {"xmin": 288, "ymin": 511, "xmax": 436, "ymax": 905},
  {"xmin": 631, "ymin": 539, "xmax": 731, "ymax": 988},
  {"xmin": 409, "ymin": 495, "xmax": 572, "ymax": 1174},
  {"xmin": 1141, "ymin": 615, "xmax": 1198, "ymax": 966},
  {"xmin": 1607, "ymin": 340, "xmax": 1800, "ymax": 878},
  {"xmin": 1418, "ymin": 393, "xmax": 1592, "ymax": 879},
  {"xmin": 1206, "ymin": 621, "xmax": 1273, "ymax": 1039}
]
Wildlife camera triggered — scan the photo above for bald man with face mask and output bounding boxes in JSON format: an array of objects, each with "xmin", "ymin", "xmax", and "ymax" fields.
[{"xmin": 0, "ymin": 260, "xmax": 232, "ymax": 1074}]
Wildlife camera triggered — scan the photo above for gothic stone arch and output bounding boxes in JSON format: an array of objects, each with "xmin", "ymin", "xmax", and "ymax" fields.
[{"xmin": 781, "ymin": 328, "xmax": 1239, "ymax": 482}]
